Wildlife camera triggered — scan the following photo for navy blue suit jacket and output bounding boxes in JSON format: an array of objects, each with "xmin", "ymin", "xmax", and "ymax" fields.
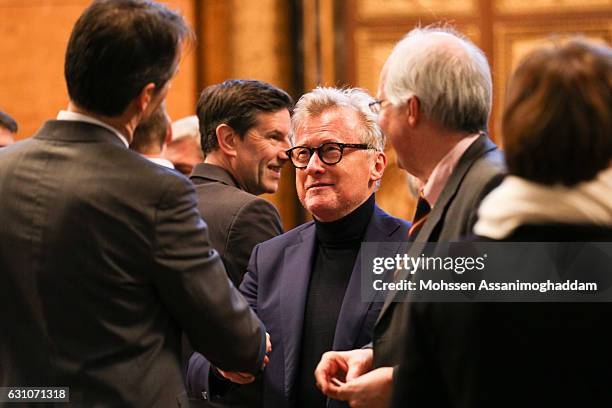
[{"xmin": 188, "ymin": 205, "xmax": 410, "ymax": 407}]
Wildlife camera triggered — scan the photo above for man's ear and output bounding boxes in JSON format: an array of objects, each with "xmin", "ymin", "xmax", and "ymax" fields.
[
  {"xmin": 136, "ymin": 83, "xmax": 157, "ymax": 113},
  {"xmin": 216, "ymin": 124, "xmax": 238, "ymax": 157},
  {"xmin": 370, "ymin": 150, "xmax": 388, "ymax": 182},
  {"xmin": 164, "ymin": 124, "xmax": 173, "ymax": 147},
  {"xmin": 406, "ymin": 96, "xmax": 420, "ymax": 127},
  {"xmin": 163, "ymin": 112, "xmax": 173, "ymax": 147}
]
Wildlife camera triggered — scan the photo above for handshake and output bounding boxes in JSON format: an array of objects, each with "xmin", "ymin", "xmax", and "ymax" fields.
[
  {"xmin": 215, "ymin": 337, "xmax": 393, "ymax": 408},
  {"xmin": 215, "ymin": 332, "xmax": 272, "ymax": 384}
]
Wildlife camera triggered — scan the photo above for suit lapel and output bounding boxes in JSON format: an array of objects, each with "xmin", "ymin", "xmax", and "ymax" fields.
[
  {"xmin": 414, "ymin": 134, "xmax": 496, "ymax": 243},
  {"xmin": 279, "ymin": 225, "xmax": 317, "ymax": 398},
  {"xmin": 333, "ymin": 207, "xmax": 403, "ymax": 350},
  {"xmin": 377, "ymin": 135, "xmax": 497, "ymax": 322}
]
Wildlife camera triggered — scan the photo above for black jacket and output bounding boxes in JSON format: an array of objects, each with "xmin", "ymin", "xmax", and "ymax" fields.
[{"xmin": 391, "ymin": 224, "xmax": 612, "ymax": 408}]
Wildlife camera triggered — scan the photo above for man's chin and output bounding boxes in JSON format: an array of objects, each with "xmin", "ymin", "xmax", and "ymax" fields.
[
  {"xmin": 306, "ymin": 200, "xmax": 340, "ymax": 221},
  {"xmin": 259, "ymin": 182, "xmax": 279, "ymax": 195}
]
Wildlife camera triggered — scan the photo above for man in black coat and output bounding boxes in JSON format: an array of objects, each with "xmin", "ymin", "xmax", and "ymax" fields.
[{"xmin": 0, "ymin": 2, "xmax": 266, "ymax": 406}]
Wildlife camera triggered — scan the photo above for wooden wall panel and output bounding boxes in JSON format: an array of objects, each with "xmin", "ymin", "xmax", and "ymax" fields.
[
  {"xmin": 356, "ymin": 0, "xmax": 477, "ymax": 19},
  {"xmin": 198, "ymin": 0, "xmax": 298, "ymax": 229},
  {"xmin": 341, "ymin": 0, "xmax": 612, "ymax": 222},
  {"xmin": 492, "ymin": 20, "xmax": 612, "ymax": 140},
  {"xmin": 0, "ymin": 1, "xmax": 83, "ymax": 140},
  {"xmin": 0, "ymin": 0, "xmax": 197, "ymax": 140},
  {"xmin": 495, "ymin": 0, "xmax": 612, "ymax": 14},
  {"xmin": 163, "ymin": 0, "xmax": 198, "ymax": 123}
]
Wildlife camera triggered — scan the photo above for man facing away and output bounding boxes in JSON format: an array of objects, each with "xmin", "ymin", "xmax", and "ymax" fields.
[
  {"xmin": 193, "ymin": 87, "xmax": 410, "ymax": 408},
  {"xmin": 130, "ymin": 102, "xmax": 175, "ymax": 168},
  {"xmin": 165, "ymin": 115, "xmax": 205, "ymax": 175},
  {"xmin": 315, "ymin": 27, "xmax": 505, "ymax": 408},
  {"xmin": 0, "ymin": 1, "xmax": 266, "ymax": 406}
]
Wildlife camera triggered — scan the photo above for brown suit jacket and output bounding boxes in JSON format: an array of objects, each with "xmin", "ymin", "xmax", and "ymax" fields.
[
  {"xmin": 190, "ymin": 163, "xmax": 283, "ymax": 287},
  {"xmin": 0, "ymin": 121, "xmax": 266, "ymax": 407}
]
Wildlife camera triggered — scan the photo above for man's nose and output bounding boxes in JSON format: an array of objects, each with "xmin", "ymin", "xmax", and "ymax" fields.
[
  {"xmin": 278, "ymin": 138, "xmax": 291, "ymax": 161},
  {"xmin": 305, "ymin": 151, "xmax": 325, "ymax": 174}
]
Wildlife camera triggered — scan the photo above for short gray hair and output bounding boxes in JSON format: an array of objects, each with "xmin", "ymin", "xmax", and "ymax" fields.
[
  {"xmin": 384, "ymin": 27, "xmax": 492, "ymax": 133},
  {"xmin": 291, "ymin": 87, "xmax": 385, "ymax": 151}
]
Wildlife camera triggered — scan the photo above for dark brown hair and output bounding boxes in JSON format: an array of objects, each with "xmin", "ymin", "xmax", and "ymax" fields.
[
  {"xmin": 65, "ymin": 0, "xmax": 192, "ymax": 117},
  {"xmin": 197, "ymin": 79, "xmax": 293, "ymax": 154},
  {"xmin": 502, "ymin": 39, "xmax": 612, "ymax": 186},
  {"xmin": 130, "ymin": 104, "xmax": 169, "ymax": 153}
]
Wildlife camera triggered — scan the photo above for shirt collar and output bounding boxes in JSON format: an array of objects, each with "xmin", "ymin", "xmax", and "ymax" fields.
[
  {"xmin": 147, "ymin": 157, "xmax": 175, "ymax": 169},
  {"xmin": 421, "ymin": 133, "xmax": 480, "ymax": 207},
  {"xmin": 57, "ymin": 110, "xmax": 129, "ymax": 148}
]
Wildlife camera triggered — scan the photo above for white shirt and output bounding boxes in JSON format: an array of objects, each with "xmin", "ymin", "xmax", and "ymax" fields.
[
  {"xmin": 57, "ymin": 110, "xmax": 129, "ymax": 148},
  {"xmin": 147, "ymin": 157, "xmax": 175, "ymax": 169}
]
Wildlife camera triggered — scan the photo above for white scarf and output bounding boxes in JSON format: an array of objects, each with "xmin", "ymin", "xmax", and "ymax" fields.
[{"xmin": 474, "ymin": 167, "xmax": 612, "ymax": 239}]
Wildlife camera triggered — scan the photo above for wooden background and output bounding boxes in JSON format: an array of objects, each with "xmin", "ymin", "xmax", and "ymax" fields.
[{"xmin": 1, "ymin": 0, "xmax": 610, "ymax": 229}]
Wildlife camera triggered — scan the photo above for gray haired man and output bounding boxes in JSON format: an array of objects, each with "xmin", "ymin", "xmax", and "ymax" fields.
[{"xmin": 315, "ymin": 27, "xmax": 505, "ymax": 408}]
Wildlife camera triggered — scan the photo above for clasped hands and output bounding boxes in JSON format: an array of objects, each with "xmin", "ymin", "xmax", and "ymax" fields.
[
  {"xmin": 216, "ymin": 338, "xmax": 392, "ymax": 408},
  {"xmin": 314, "ymin": 348, "xmax": 393, "ymax": 408},
  {"xmin": 216, "ymin": 332, "xmax": 271, "ymax": 384}
]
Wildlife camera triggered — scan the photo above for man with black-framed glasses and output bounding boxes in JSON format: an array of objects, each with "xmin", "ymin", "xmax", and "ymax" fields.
[{"xmin": 213, "ymin": 87, "xmax": 411, "ymax": 408}]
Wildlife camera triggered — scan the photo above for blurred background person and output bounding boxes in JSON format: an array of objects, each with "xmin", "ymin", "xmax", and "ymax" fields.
[
  {"xmin": 165, "ymin": 114, "xmax": 205, "ymax": 174},
  {"xmin": 391, "ymin": 39, "xmax": 612, "ymax": 408},
  {"xmin": 0, "ymin": 110, "xmax": 17, "ymax": 147},
  {"xmin": 130, "ymin": 102, "xmax": 174, "ymax": 168}
]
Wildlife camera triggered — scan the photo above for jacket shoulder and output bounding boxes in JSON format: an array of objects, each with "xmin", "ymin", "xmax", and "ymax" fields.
[{"xmin": 254, "ymin": 221, "xmax": 315, "ymax": 251}]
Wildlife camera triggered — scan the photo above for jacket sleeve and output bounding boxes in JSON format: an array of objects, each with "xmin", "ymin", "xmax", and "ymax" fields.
[
  {"xmin": 186, "ymin": 235, "xmax": 266, "ymax": 399},
  {"xmin": 239, "ymin": 243, "xmax": 262, "ymax": 314},
  {"xmin": 151, "ymin": 175, "xmax": 266, "ymax": 374},
  {"xmin": 224, "ymin": 197, "xmax": 283, "ymax": 287}
]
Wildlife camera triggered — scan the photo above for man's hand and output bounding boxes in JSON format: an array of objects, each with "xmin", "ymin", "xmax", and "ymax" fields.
[
  {"xmin": 332, "ymin": 367, "xmax": 394, "ymax": 408},
  {"xmin": 314, "ymin": 348, "xmax": 374, "ymax": 397},
  {"xmin": 216, "ymin": 332, "xmax": 273, "ymax": 385},
  {"xmin": 216, "ymin": 368, "xmax": 256, "ymax": 384},
  {"xmin": 263, "ymin": 332, "xmax": 271, "ymax": 368}
]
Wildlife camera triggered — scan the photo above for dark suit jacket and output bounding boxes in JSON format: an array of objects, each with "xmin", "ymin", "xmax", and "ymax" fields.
[
  {"xmin": 374, "ymin": 134, "xmax": 505, "ymax": 368},
  {"xmin": 186, "ymin": 163, "xmax": 283, "ymax": 406},
  {"xmin": 190, "ymin": 163, "xmax": 283, "ymax": 287},
  {"xmin": 391, "ymin": 224, "xmax": 612, "ymax": 408},
  {"xmin": 188, "ymin": 205, "xmax": 410, "ymax": 407},
  {"xmin": 0, "ymin": 121, "xmax": 266, "ymax": 407}
]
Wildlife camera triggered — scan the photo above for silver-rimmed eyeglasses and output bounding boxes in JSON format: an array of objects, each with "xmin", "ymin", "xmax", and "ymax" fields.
[{"xmin": 368, "ymin": 99, "xmax": 389, "ymax": 114}]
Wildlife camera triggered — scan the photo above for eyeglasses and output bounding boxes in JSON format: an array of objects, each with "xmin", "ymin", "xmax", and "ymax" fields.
[
  {"xmin": 368, "ymin": 99, "xmax": 389, "ymax": 114},
  {"xmin": 285, "ymin": 142, "xmax": 374, "ymax": 169}
]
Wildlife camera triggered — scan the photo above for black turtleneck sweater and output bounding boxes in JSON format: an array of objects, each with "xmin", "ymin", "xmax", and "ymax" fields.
[{"xmin": 295, "ymin": 194, "xmax": 375, "ymax": 408}]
